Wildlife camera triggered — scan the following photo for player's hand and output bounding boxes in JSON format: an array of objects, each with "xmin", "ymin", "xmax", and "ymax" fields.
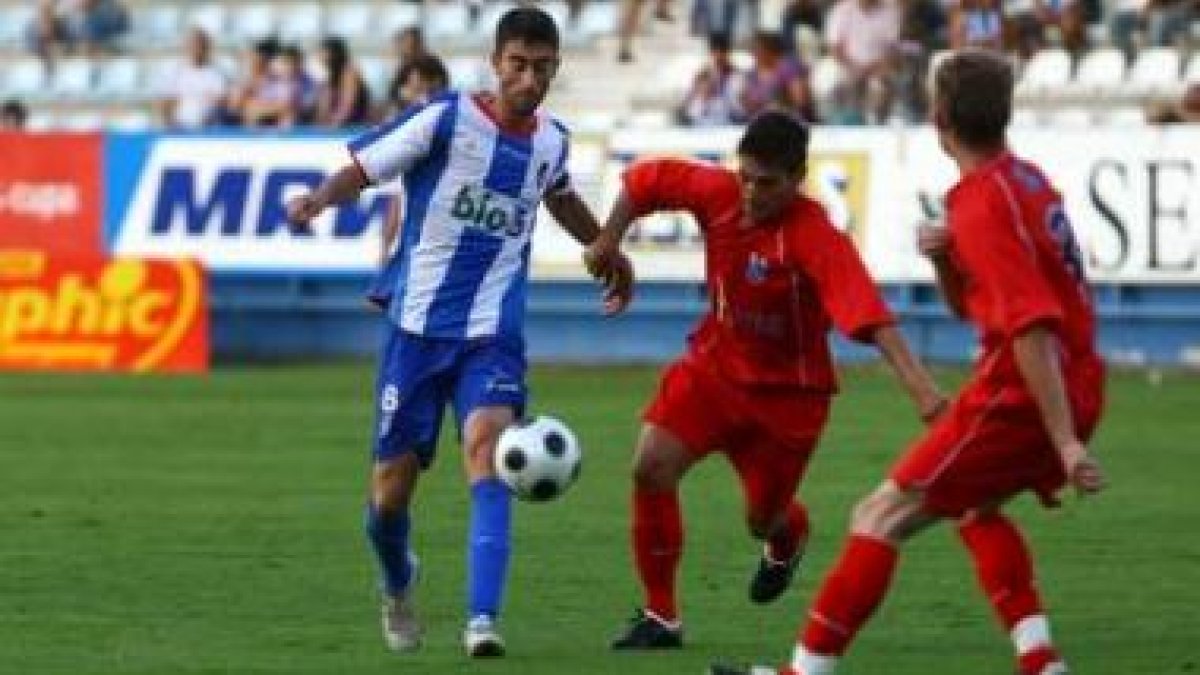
[
  {"xmin": 1059, "ymin": 440, "xmax": 1106, "ymax": 495},
  {"xmin": 286, "ymin": 193, "xmax": 324, "ymax": 231},
  {"xmin": 601, "ymin": 252, "xmax": 635, "ymax": 316},
  {"xmin": 584, "ymin": 229, "xmax": 623, "ymax": 281},
  {"xmin": 916, "ymin": 224, "xmax": 951, "ymax": 259}
]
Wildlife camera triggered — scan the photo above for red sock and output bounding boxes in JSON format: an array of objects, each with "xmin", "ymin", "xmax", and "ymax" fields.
[
  {"xmin": 632, "ymin": 487, "xmax": 683, "ymax": 622},
  {"xmin": 767, "ymin": 501, "xmax": 809, "ymax": 562},
  {"xmin": 801, "ymin": 534, "xmax": 898, "ymax": 655},
  {"xmin": 1018, "ymin": 646, "xmax": 1062, "ymax": 674},
  {"xmin": 957, "ymin": 513, "xmax": 1043, "ymax": 631}
]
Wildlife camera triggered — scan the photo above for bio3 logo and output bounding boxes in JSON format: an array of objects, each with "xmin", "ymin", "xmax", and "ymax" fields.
[{"xmin": 450, "ymin": 185, "xmax": 527, "ymax": 238}]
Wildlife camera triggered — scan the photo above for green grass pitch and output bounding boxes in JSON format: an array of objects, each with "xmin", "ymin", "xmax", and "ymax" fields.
[{"xmin": 2, "ymin": 364, "xmax": 1198, "ymax": 673}]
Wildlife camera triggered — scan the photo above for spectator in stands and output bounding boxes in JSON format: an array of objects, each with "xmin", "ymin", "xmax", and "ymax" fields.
[
  {"xmin": 1146, "ymin": 82, "xmax": 1200, "ymax": 123},
  {"xmin": 225, "ymin": 38, "xmax": 281, "ymax": 127},
  {"xmin": 155, "ymin": 27, "xmax": 230, "ymax": 130},
  {"xmin": 690, "ymin": 0, "xmax": 739, "ymax": 42},
  {"xmin": 1, "ymin": 100, "xmax": 29, "ymax": 130},
  {"xmin": 949, "ymin": 0, "xmax": 1006, "ymax": 50},
  {"xmin": 742, "ymin": 31, "xmax": 817, "ymax": 123},
  {"xmin": 25, "ymin": 0, "xmax": 70, "ymax": 69},
  {"xmin": 315, "ymin": 37, "xmax": 374, "ymax": 127},
  {"xmin": 27, "ymin": 0, "xmax": 130, "ymax": 65},
  {"xmin": 242, "ymin": 44, "xmax": 317, "ymax": 129},
  {"xmin": 1111, "ymin": 0, "xmax": 1149, "ymax": 56},
  {"xmin": 1145, "ymin": 0, "xmax": 1195, "ymax": 46},
  {"xmin": 677, "ymin": 33, "xmax": 747, "ymax": 127},
  {"xmin": 384, "ymin": 26, "xmax": 433, "ymax": 117},
  {"xmin": 617, "ymin": 0, "xmax": 675, "ymax": 62},
  {"xmin": 825, "ymin": 0, "xmax": 902, "ymax": 124}
]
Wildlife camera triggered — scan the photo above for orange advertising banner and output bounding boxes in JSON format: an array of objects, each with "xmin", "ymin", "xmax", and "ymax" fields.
[
  {"xmin": 0, "ymin": 132, "xmax": 103, "ymax": 256},
  {"xmin": 0, "ymin": 251, "xmax": 208, "ymax": 373}
]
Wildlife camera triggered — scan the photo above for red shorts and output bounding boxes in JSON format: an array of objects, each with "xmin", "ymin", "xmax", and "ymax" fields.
[
  {"xmin": 891, "ymin": 381, "xmax": 1104, "ymax": 517},
  {"xmin": 644, "ymin": 356, "xmax": 830, "ymax": 508}
]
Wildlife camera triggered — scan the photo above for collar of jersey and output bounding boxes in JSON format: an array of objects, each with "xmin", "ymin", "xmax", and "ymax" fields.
[{"xmin": 471, "ymin": 93, "xmax": 539, "ymax": 138}]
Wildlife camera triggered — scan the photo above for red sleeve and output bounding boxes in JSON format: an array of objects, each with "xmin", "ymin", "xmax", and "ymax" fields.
[
  {"xmin": 621, "ymin": 158, "xmax": 725, "ymax": 225},
  {"xmin": 950, "ymin": 184, "xmax": 1063, "ymax": 337},
  {"xmin": 803, "ymin": 221, "xmax": 894, "ymax": 343}
]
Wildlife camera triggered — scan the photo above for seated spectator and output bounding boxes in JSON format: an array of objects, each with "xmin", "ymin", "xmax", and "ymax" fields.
[
  {"xmin": 1146, "ymin": 82, "xmax": 1200, "ymax": 124},
  {"xmin": 949, "ymin": 0, "xmax": 1005, "ymax": 49},
  {"xmin": 1111, "ymin": 0, "xmax": 1148, "ymax": 57},
  {"xmin": 315, "ymin": 37, "xmax": 374, "ymax": 127},
  {"xmin": 155, "ymin": 28, "xmax": 230, "ymax": 130},
  {"xmin": 395, "ymin": 54, "xmax": 450, "ymax": 112},
  {"xmin": 384, "ymin": 26, "xmax": 432, "ymax": 117},
  {"xmin": 67, "ymin": 0, "xmax": 128, "ymax": 56},
  {"xmin": 224, "ymin": 38, "xmax": 280, "ymax": 126},
  {"xmin": 825, "ymin": 0, "xmax": 902, "ymax": 124},
  {"xmin": 25, "ymin": 0, "xmax": 70, "ymax": 69},
  {"xmin": 742, "ymin": 31, "xmax": 817, "ymax": 123},
  {"xmin": 1145, "ymin": 0, "xmax": 1194, "ymax": 46},
  {"xmin": 677, "ymin": 33, "xmax": 746, "ymax": 127},
  {"xmin": 617, "ymin": 0, "xmax": 675, "ymax": 63},
  {"xmin": 1, "ymin": 100, "xmax": 29, "ymax": 130},
  {"xmin": 242, "ymin": 45, "xmax": 317, "ymax": 129}
]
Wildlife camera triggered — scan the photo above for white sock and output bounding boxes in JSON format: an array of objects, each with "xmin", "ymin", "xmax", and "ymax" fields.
[
  {"xmin": 791, "ymin": 645, "xmax": 839, "ymax": 675},
  {"xmin": 1010, "ymin": 614, "xmax": 1053, "ymax": 655}
]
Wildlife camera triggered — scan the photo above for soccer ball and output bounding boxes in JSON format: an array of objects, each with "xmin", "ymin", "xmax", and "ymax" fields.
[{"xmin": 494, "ymin": 416, "xmax": 582, "ymax": 502}]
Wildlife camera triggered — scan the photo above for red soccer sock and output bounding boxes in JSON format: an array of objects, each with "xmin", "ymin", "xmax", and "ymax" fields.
[
  {"xmin": 800, "ymin": 534, "xmax": 898, "ymax": 656},
  {"xmin": 957, "ymin": 513, "xmax": 1044, "ymax": 631},
  {"xmin": 632, "ymin": 487, "xmax": 684, "ymax": 623},
  {"xmin": 958, "ymin": 513, "xmax": 1060, "ymax": 671},
  {"xmin": 766, "ymin": 501, "xmax": 810, "ymax": 563}
]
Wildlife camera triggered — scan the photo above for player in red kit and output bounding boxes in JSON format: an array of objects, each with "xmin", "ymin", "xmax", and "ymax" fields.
[
  {"xmin": 585, "ymin": 112, "xmax": 947, "ymax": 649},
  {"xmin": 710, "ymin": 50, "xmax": 1106, "ymax": 675}
]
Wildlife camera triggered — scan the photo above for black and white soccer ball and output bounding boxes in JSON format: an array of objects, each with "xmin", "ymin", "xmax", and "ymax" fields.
[{"xmin": 495, "ymin": 416, "xmax": 582, "ymax": 502}]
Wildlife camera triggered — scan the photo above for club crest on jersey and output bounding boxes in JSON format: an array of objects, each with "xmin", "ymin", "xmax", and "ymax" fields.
[{"xmin": 746, "ymin": 252, "xmax": 770, "ymax": 284}]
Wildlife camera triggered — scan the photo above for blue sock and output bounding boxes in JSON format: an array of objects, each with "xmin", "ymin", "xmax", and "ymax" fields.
[
  {"xmin": 365, "ymin": 503, "xmax": 413, "ymax": 597},
  {"xmin": 467, "ymin": 478, "xmax": 512, "ymax": 618}
]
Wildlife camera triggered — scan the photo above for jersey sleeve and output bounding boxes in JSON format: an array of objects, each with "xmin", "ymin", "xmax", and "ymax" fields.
[
  {"xmin": 347, "ymin": 97, "xmax": 453, "ymax": 185},
  {"xmin": 951, "ymin": 186, "xmax": 1063, "ymax": 336},
  {"xmin": 621, "ymin": 158, "xmax": 722, "ymax": 223},
  {"xmin": 804, "ymin": 223, "xmax": 894, "ymax": 343},
  {"xmin": 545, "ymin": 118, "xmax": 575, "ymax": 196}
]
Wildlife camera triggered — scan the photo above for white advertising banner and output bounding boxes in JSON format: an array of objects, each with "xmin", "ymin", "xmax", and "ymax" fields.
[{"xmin": 549, "ymin": 127, "xmax": 1200, "ymax": 283}]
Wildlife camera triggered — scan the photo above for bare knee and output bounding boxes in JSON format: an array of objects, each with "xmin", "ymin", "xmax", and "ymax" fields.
[
  {"xmin": 632, "ymin": 426, "xmax": 691, "ymax": 492},
  {"xmin": 372, "ymin": 455, "xmax": 421, "ymax": 513},
  {"xmin": 462, "ymin": 407, "xmax": 514, "ymax": 481},
  {"xmin": 849, "ymin": 482, "xmax": 936, "ymax": 545}
]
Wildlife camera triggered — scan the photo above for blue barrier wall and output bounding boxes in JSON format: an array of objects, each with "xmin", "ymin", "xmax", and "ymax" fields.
[{"xmin": 210, "ymin": 276, "xmax": 1200, "ymax": 366}]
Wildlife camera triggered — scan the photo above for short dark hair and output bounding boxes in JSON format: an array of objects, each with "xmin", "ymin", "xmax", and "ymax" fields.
[
  {"xmin": 933, "ymin": 49, "xmax": 1013, "ymax": 148},
  {"xmin": 403, "ymin": 54, "xmax": 450, "ymax": 91},
  {"xmin": 707, "ymin": 32, "xmax": 732, "ymax": 53},
  {"xmin": 1, "ymin": 99, "xmax": 28, "ymax": 127},
  {"xmin": 737, "ymin": 111, "xmax": 810, "ymax": 176},
  {"xmin": 495, "ymin": 6, "xmax": 560, "ymax": 52}
]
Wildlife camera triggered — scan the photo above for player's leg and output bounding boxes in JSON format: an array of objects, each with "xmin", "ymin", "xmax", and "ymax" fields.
[
  {"xmin": 368, "ymin": 329, "xmax": 452, "ymax": 652},
  {"xmin": 612, "ymin": 358, "xmax": 724, "ymax": 650},
  {"xmin": 612, "ymin": 422, "xmax": 699, "ymax": 649},
  {"xmin": 727, "ymin": 435, "xmax": 816, "ymax": 604},
  {"xmin": 452, "ymin": 337, "xmax": 528, "ymax": 657},
  {"xmin": 957, "ymin": 506, "xmax": 1067, "ymax": 675}
]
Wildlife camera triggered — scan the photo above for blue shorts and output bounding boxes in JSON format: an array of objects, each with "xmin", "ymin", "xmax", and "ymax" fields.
[{"xmin": 373, "ymin": 326, "xmax": 527, "ymax": 467}]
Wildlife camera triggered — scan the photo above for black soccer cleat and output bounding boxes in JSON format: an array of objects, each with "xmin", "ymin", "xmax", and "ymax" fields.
[
  {"xmin": 610, "ymin": 608, "xmax": 683, "ymax": 650},
  {"xmin": 748, "ymin": 552, "xmax": 801, "ymax": 604}
]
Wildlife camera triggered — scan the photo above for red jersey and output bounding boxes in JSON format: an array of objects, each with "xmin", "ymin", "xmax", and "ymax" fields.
[
  {"xmin": 623, "ymin": 158, "xmax": 894, "ymax": 393},
  {"xmin": 945, "ymin": 152, "xmax": 1102, "ymax": 398}
]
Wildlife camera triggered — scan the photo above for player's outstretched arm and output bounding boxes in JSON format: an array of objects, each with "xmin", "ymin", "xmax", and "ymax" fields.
[
  {"xmin": 872, "ymin": 324, "xmax": 947, "ymax": 424},
  {"xmin": 286, "ymin": 164, "xmax": 369, "ymax": 229},
  {"xmin": 1012, "ymin": 324, "xmax": 1106, "ymax": 495},
  {"xmin": 545, "ymin": 190, "xmax": 635, "ymax": 315}
]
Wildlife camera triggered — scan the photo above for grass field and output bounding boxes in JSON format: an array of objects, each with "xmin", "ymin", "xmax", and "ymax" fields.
[{"xmin": 2, "ymin": 363, "xmax": 1198, "ymax": 674}]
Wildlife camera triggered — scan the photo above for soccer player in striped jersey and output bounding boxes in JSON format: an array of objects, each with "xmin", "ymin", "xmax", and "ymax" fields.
[{"xmin": 286, "ymin": 7, "xmax": 632, "ymax": 658}]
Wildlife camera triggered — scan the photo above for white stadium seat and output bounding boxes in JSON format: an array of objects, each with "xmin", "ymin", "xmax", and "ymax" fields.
[
  {"xmin": 427, "ymin": 2, "xmax": 472, "ymax": 40},
  {"xmin": 1017, "ymin": 48, "xmax": 1072, "ymax": 99},
  {"xmin": 278, "ymin": 3, "xmax": 324, "ymax": 42},
  {"xmin": 1049, "ymin": 107, "xmax": 1094, "ymax": 127},
  {"xmin": 231, "ymin": 3, "xmax": 277, "ymax": 43},
  {"xmin": 577, "ymin": 1, "xmax": 619, "ymax": 37},
  {"xmin": 479, "ymin": 1, "xmax": 518, "ymax": 34},
  {"xmin": 51, "ymin": 58, "xmax": 97, "ymax": 99},
  {"xmin": 60, "ymin": 111, "xmax": 106, "ymax": 131},
  {"xmin": 0, "ymin": 5, "xmax": 35, "ymax": 47},
  {"xmin": 329, "ymin": 4, "xmax": 375, "ymax": 41},
  {"xmin": 1128, "ymin": 47, "xmax": 1183, "ymax": 96},
  {"xmin": 5, "ymin": 59, "xmax": 49, "ymax": 99},
  {"xmin": 811, "ymin": 56, "xmax": 845, "ymax": 104},
  {"xmin": 1102, "ymin": 107, "xmax": 1149, "ymax": 126},
  {"xmin": 108, "ymin": 110, "xmax": 155, "ymax": 132},
  {"xmin": 187, "ymin": 3, "xmax": 227, "ymax": 38},
  {"xmin": 1071, "ymin": 48, "xmax": 1127, "ymax": 98},
  {"xmin": 1010, "ymin": 107, "xmax": 1041, "ymax": 127},
  {"xmin": 357, "ymin": 57, "xmax": 391, "ymax": 98},
  {"xmin": 137, "ymin": 4, "xmax": 182, "ymax": 46},
  {"xmin": 95, "ymin": 58, "xmax": 142, "ymax": 100},
  {"xmin": 377, "ymin": 4, "xmax": 423, "ymax": 42},
  {"xmin": 1186, "ymin": 53, "xmax": 1200, "ymax": 84}
]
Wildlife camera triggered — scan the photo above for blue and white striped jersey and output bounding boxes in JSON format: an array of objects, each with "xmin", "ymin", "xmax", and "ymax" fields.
[{"xmin": 350, "ymin": 91, "xmax": 572, "ymax": 340}]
